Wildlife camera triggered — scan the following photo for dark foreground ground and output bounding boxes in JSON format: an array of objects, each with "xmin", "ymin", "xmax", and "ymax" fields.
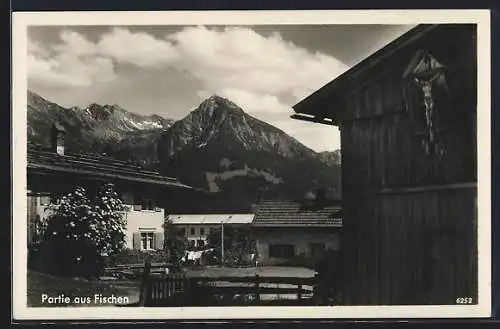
[
  {"xmin": 27, "ymin": 266, "xmax": 318, "ymax": 307},
  {"xmin": 27, "ymin": 271, "xmax": 140, "ymax": 307}
]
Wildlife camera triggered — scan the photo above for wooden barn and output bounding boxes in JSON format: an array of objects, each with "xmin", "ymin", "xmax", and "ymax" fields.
[{"xmin": 291, "ymin": 24, "xmax": 477, "ymax": 305}]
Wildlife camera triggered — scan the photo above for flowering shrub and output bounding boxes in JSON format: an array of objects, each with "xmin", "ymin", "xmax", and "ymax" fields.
[
  {"xmin": 36, "ymin": 184, "xmax": 127, "ymax": 278},
  {"xmin": 103, "ymin": 249, "xmax": 168, "ymax": 268}
]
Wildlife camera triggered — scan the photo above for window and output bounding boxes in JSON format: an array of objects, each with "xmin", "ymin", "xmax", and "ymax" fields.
[
  {"xmin": 198, "ymin": 239, "xmax": 205, "ymax": 248},
  {"xmin": 188, "ymin": 239, "xmax": 196, "ymax": 249},
  {"xmin": 178, "ymin": 228, "xmax": 186, "ymax": 236},
  {"xmin": 39, "ymin": 195, "xmax": 51, "ymax": 206},
  {"xmin": 200, "ymin": 228, "xmax": 205, "ymax": 235},
  {"xmin": 190, "ymin": 228, "xmax": 195, "ymax": 235},
  {"xmin": 269, "ymin": 244, "xmax": 295, "ymax": 259},
  {"xmin": 141, "ymin": 199, "xmax": 155, "ymax": 211},
  {"xmin": 134, "ymin": 193, "xmax": 156, "ymax": 211},
  {"xmin": 141, "ymin": 232, "xmax": 154, "ymax": 250}
]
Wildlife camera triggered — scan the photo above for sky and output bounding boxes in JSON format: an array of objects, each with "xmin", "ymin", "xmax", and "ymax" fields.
[{"xmin": 27, "ymin": 24, "xmax": 414, "ymax": 152}]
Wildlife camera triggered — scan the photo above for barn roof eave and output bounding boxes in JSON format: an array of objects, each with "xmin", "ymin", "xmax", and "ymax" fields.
[
  {"xmin": 291, "ymin": 24, "xmax": 438, "ymax": 121},
  {"xmin": 27, "ymin": 164, "xmax": 194, "ymax": 191}
]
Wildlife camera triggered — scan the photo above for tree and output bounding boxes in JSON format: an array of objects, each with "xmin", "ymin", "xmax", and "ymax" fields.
[
  {"xmin": 163, "ymin": 219, "xmax": 187, "ymax": 270},
  {"xmin": 206, "ymin": 225, "xmax": 256, "ymax": 266},
  {"xmin": 37, "ymin": 183, "xmax": 127, "ymax": 278}
]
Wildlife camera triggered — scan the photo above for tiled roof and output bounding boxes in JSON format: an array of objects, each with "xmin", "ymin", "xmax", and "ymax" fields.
[
  {"xmin": 168, "ymin": 214, "xmax": 255, "ymax": 225},
  {"xmin": 27, "ymin": 143, "xmax": 193, "ymax": 189},
  {"xmin": 252, "ymin": 200, "xmax": 342, "ymax": 227}
]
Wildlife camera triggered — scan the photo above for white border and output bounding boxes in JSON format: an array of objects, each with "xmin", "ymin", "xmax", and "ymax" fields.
[{"xmin": 12, "ymin": 9, "xmax": 491, "ymax": 320}]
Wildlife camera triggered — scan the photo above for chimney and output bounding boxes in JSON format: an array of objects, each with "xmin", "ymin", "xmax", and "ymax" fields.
[{"xmin": 51, "ymin": 123, "xmax": 66, "ymax": 155}]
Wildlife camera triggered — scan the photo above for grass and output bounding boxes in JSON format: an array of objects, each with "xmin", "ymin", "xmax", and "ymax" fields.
[{"xmin": 27, "ymin": 271, "xmax": 140, "ymax": 307}]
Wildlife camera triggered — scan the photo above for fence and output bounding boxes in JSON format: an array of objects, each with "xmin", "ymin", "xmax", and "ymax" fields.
[
  {"xmin": 104, "ymin": 262, "xmax": 171, "ymax": 279},
  {"xmin": 138, "ymin": 260, "xmax": 322, "ymax": 306}
]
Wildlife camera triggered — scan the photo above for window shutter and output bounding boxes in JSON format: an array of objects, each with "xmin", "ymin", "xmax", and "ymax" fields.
[
  {"xmin": 154, "ymin": 232, "xmax": 164, "ymax": 250},
  {"xmin": 132, "ymin": 232, "xmax": 141, "ymax": 250}
]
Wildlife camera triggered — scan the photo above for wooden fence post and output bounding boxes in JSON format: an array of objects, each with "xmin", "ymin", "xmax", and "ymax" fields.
[
  {"xmin": 313, "ymin": 273, "xmax": 321, "ymax": 305},
  {"xmin": 139, "ymin": 258, "xmax": 152, "ymax": 306},
  {"xmin": 254, "ymin": 274, "xmax": 260, "ymax": 303}
]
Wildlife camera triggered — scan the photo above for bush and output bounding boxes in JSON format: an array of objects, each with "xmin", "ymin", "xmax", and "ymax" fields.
[
  {"xmin": 103, "ymin": 249, "xmax": 168, "ymax": 267},
  {"xmin": 36, "ymin": 184, "xmax": 127, "ymax": 278},
  {"xmin": 163, "ymin": 221, "xmax": 188, "ymax": 269}
]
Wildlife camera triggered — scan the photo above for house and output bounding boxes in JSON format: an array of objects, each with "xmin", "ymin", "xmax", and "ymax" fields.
[
  {"xmin": 251, "ymin": 198, "xmax": 342, "ymax": 266},
  {"xmin": 291, "ymin": 24, "xmax": 477, "ymax": 305},
  {"xmin": 165, "ymin": 213, "xmax": 255, "ymax": 249},
  {"xmin": 27, "ymin": 123, "xmax": 195, "ymax": 251}
]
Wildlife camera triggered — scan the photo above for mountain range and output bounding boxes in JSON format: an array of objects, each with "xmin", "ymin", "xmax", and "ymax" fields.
[{"xmin": 27, "ymin": 91, "xmax": 341, "ymax": 210}]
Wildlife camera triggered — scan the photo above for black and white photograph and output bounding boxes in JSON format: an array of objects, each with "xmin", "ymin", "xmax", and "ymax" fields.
[{"xmin": 12, "ymin": 10, "xmax": 491, "ymax": 320}]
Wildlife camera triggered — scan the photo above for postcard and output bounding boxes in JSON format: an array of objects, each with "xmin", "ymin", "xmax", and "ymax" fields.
[{"xmin": 12, "ymin": 9, "xmax": 491, "ymax": 320}]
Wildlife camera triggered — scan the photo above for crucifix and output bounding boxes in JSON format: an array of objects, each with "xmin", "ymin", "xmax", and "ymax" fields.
[
  {"xmin": 407, "ymin": 52, "xmax": 447, "ymax": 156},
  {"xmin": 413, "ymin": 73, "xmax": 440, "ymax": 154}
]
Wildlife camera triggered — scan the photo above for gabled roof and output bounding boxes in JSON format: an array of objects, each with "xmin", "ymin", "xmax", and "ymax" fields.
[
  {"xmin": 27, "ymin": 143, "xmax": 193, "ymax": 190},
  {"xmin": 291, "ymin": 24, "xmax": 438, "ymax": 123},
  {"xmin": 402, "ymin": 49, "xmax": 447, "ymax": 79},
  {"xmin": 168, "ymin": 214, "xmax": 255, "ymax": 225},
  {"xmin": 252, "ymin": 200, "xmax": 342, "ymax": 228}
]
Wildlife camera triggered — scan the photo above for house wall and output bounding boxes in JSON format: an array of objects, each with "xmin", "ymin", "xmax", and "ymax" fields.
[
  {"xmin": 123, "ymin": 206, "xmax": 164, "ymax": 250},
  {"xmin": 26, "ymin": 184, "xmax": 167, "ymax": 252},
  {"xmin": 254, "ymin": 227, "xmax": 341, "ymax": 265},
  {"xmin": 27, "ymin": 193, "xmax": 54, "ymax": 244},
  {"xmin": 335, "ymin": 25, "xmax": 477, "ymax": 305},
  {"xmin": 172, "ymin": 224, "xmax": 220, "ymax": 248}
]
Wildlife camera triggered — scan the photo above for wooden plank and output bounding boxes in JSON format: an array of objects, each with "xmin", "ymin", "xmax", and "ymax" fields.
[
  {"xmin": 389, "ymin": 195, "xmax": 401, "ymax": 303},
  {"xmin": 381, "ymin": 196, "xmax": 392, "ymax": 304},
  {"xmin": 188, "ymin": 276, "xmax": 317, "ymax": 286},
  {"xmin": 290, "ymin": 114, "xmax": 337, "ymax": 126},
  {"xmin": 367, "ymin": 197, "xmax": 379, "ymax": 304},
  {"xmin": 194, "ymin": 286, "xmax": 312, "ymax": 296},
  {"xmin": 376, "ymin": 182, "xmax": 476, "ymax": 195}
]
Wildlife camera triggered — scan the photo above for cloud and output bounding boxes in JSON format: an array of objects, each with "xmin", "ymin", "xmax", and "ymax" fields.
[
  {"xmin": 168, "ymin": 26, "xmax": 348, "ymax": 99},
  {"xmin": 167, "ymin": 26, "xmax": 347, "ymax": 150},
  {"xmin": 28, "ymin": 26, "xmax": 347, "ymax": 150},
  {"xmin": 28, "ymin": 53, "xmax": 116, "ymax": 88},
  {"xmin": 97, "ymin": 28, "xmax": 178, "ymax": 68},
  {"xmin": 28, "ymin": 35, "xmax": 117, "ymax": 88}
]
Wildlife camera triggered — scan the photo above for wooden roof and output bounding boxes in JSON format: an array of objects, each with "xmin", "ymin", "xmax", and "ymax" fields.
[
  {"xmin": 27, "ymin": 143, "xmax": 193, "ymax": 190},
  {"xmin": 252, "ymin": 200, "xmax": 342, "ymax": 228},
  {"xmin": 291, "ymin": 24, "xmax": 438, "ymax": 123}
]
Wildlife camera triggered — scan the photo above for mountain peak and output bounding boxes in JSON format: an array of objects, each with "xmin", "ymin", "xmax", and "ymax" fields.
[{"xmin": 195, "ymin": 95, "xmax": 245, "ymax": 119}]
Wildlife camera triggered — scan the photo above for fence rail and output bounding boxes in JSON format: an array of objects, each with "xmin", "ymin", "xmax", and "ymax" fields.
[
  {"xmin": 191, "ymin": 275, "xmax": 316, "ymax": 286},
  {"xmin": 138, "ymin": 260, "xmax": 320, "ymax": 306}
]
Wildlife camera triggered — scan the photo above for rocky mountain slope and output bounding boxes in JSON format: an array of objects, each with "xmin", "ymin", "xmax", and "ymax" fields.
[
  {"xmin": 27, "ymin": 91, "xmax": 341, "ymax": 211},
  {"xmin": 27, "ymin": 90, "xmax": 173, "ymax": 166},
  {"xmin": 157, "ymin": 95, "xmax": 341, "ymax": 210}
]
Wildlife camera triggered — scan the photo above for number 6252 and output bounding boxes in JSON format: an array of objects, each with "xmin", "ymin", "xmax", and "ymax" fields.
[{"xmin": 456, "ymin": 297, "xmax": 473, "ymax": 304}]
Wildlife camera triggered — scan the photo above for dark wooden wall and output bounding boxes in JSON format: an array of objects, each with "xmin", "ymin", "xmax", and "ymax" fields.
[{"xmin": 338, "ymin": 25, "xmax": 478, "ymax": 305}]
